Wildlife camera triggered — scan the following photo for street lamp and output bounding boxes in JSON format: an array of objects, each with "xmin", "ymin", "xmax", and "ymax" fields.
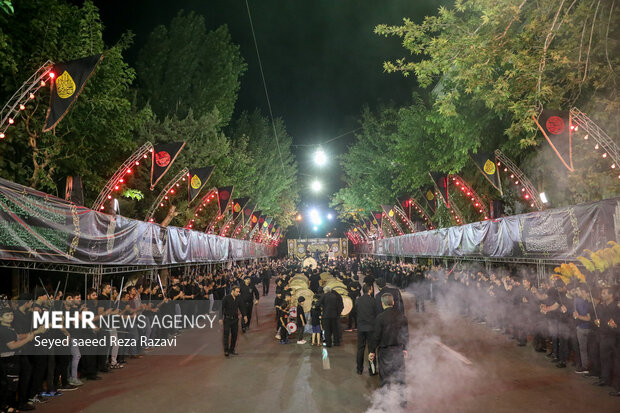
[
  {"xmin": 311, "ymin": 180, "xmax": 322, "ymax": 192},
  {"xmin": 314, "ymin": 148, "xmax": 327, "ymax": 166},
  {"xmin": 327, "ymin": 213, "xmax": 333, "ymax": 220}
]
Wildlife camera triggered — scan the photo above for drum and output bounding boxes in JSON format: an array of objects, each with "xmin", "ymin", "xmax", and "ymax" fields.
[
  {"xmin": 341, "ymin": 296, "xmax": 353, "ymax": 316},
  {"xmin": 293, "ymin": 288, "xmax": 314, "ymax": 313},
  {"xmin": 333, "ymin": 286, "xmax": 348, "ymax": 297},
  {"xmin": 289, "ymin": 306, "xmax": 298, "ymax": 318},
  {"xmin": 303, "ymin": 257, "xmax": 317, "ymax": 268},
  {"xmin": 286, "ymin": 321, "xmax": 298, "ymax": 334}
]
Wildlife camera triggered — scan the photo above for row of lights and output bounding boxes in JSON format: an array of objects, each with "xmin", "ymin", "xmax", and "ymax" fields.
[
  {"xmin": 402, "ymin": 199, "xmax": 435, "ymax": 230},
  {"xmin": 451, "ymin": 177, "xmax": 489, "ymax": 220},
  {"xmin": 1, "ymin": 71, "xmax": 54, "ymax": 140},
  {"xmin": 383, "ymin": 211, "xmax": 404, "ymax": 236},
  {"xmin": 188, "ymin": 191, "xmax": 218, "ymax": 228},
  {"xmin": 146, "ymin": 167, "xmax": 187, "ymax": 220},
  {"xmin": 576, "ymin": 125, "xmax": 620, "ymax": 179},
  {"xmin": 496, "ymin": 160, "xmax": 536, "ymax": 209}
]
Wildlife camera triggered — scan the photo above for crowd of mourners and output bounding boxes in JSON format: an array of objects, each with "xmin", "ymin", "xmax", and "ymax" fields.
[
  {"xmin": 362, "ymin": 257, "xmax": 620, "ymax": 398},
  {"xmin": 0, "ymin": 261, "xmax": 279, "ymax": 413},
  {"xmin": 2, "ymin": 255, "xmax": 619, "ymax": 412}
]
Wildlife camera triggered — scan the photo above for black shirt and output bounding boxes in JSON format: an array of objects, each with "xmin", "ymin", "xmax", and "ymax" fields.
[
  {"xmin": 0, "ymin": 324, "xmax": 18, "ymax": 354},
  {"xmin": 370, "ymin": 307, "xmax": 409, "ymax": 351},
  {"xmin": 356, "ymin": 294, "xmax": 378, "ymax": 332},
  {"xmin": 221, "ymin": 294, "xmax": 246, "ymax": 319}
]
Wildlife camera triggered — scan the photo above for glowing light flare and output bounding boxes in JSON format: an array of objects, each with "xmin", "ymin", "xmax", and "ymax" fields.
[
  {"xmin": 19, "ymin": 104, "xmax": 25, "ymax": 111},
  {"xmin": 48, "ymin": 72, "xmax": 55, "ymax": 79},
  {"xmin": 29, "ymin": 93, "xmax": 35, "ymax": 100},
  {"xmin": 8, "ymin": 118, "xmax": 14, "ymax": 125}
]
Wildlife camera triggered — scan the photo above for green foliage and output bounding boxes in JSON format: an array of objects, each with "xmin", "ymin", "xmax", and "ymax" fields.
[
  {"xmin": 0, "ymin": 1, "xmax": 13, "ymax": 14},
  {"xmin": 375, "ymin": 0, "xmax": 619, "ymax": 146},
  {"xmin": 0, "ymin": 0, "xmax": 148, "ymax": 199},
  {"xmin": 122, "ymin": 188, "xmax": 144, "ymax": 201},
  {"xmin": 136, "ymin": 11, "xmax": 247, "ymax": 125},
  {"xmin": 228, "ymin": 110, "xmax": 299, "ymax": 228}
]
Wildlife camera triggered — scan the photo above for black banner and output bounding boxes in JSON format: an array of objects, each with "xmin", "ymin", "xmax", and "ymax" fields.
[
  {"xmin": 232, "ymin": 198, "xmax": 249, "ymax": 222},
  {"xmin": 151, "ymin": 142, "xmax": 185, "ymax": 189},
  {"xmin": 0, "ymin": 178, "xmax": 275, "ymax": 265},
  {"xmin": 188, "ymin": 166, "xmax": 214, "ymax": 203},
  {"xmin": 422, "ymin": 188, "xmax": 436, "ymax": 214},
  {"xmin": 534, "ymin": 109, "xmax": 574, "ymax": 171},
  {"xmin": 217, "ymin": 186, "xmax": 233, "ymax": 215},
  {"xmin": 355, "ymin": 196, "xmax": 620, "ymax": 261},
  {"xmin": 471, "ymin": 152, "xmax": 502, "ymax": 194},
  {"xmin": 250, "ymin": 210, "xmax": 261, "ymax": 230},
  {"xmin": 43, "ymin": 54, "xmax": 104, "ymax": 132},
  {"xmin": 243, "ymin": 203, "xmax": 256, "ymax": 227},
  {"xmin": 64, "ymin": 176, "xmax": 84, "ymax": 206},
  {"xmin": 372, "ymin": 211, "xmax": 383, "ymax": 232}
]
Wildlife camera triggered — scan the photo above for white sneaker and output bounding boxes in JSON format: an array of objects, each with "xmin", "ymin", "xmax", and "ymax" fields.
[
  {"xmin": 297, "ymin": 340, "xmax": 307, "ymax": 344},
  {"xmin": 69, "ymin": 378, "xmax": 84, "ymax": 386},
  {"xmin": 275, "ymin": 334, "xmax": 281, "ymax": 340}
]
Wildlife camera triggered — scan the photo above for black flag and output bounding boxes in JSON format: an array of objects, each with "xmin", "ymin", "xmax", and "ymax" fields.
[
  {"xmin": 430, "ymin": 172, "xmax": 450, "ymax": 208},
  {"xmin": 232, "ymin": 198, "xmax": 249, "ymax": 222},
  {"xmin": 534, "ymin": 109, "xmax": 574, "ymax": 171},
  {"xmin": 151, "ymin": 142, "xmax": 185, "ymax": 189},
  {"xmin": 471, "ymin": 152, "xmax": 502, "ymax": 195},
  {"xmin": 64, "ymin": 176, "xmax": 84, "ymax": 205},
  {"xmin": 422, "ymin": 188, "xmax": 436, "ymax": 214},
  {"xmin": 187, "ymin": 166, "xmax": 214, "ymax": 203},
  {"xmin": 372, "ymin": 211, "xmax": 383, "ymax": 230},
  {"xmin": 250, "ymin": 210, "xmax": 262, "ymax": 230},
  {"xmin": 243, "ymin": 203, "xmax": 256, "ymax": 226},
  {"xmin": 43, "ymin": 54, "xmax": 104, "ymax": 132},
  {"xmin": 216, "ymin": 186, "xmax": 234, "ymax": 215}
]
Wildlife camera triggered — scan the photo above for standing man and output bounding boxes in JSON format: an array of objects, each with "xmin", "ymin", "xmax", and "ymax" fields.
[
  {"xmin": 368, "ymin": 293, "xmax": 409, "ymax": 406},
  {"xmin": 319, "ymin": 286, "xmax": 343, "ymax": 347},
  {"xmin": 220, "ymin": 285, "xmax": 247, "ymax": 357},
  {"xmin": 240, "ymin": 277, "xmax": 259, "ymax": 332},
  {"xmin": 356, "ymin": 284, "xmax": 377, "ymax": 375},
  {"xmin": 375, "ymin": 278, "xmax": 405, "ymax": 314}
]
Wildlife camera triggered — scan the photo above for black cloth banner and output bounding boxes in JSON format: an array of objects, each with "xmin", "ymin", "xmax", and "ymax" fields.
[
  {"xmin": 232, "ymin": 198, "xmax": 249, "ymax": 222},
  {"xmin": 0, "ymin": 178, "xmax": 275, "ymax": 265},
  {"xmin": 151, "ymin": 142, "xmax": 185, "ymax": 189},
  {"xmin": 354, "ymin": 196, "xmax": 620, "ymax": 261},
  {"xmin": 471, "ymin": 152, "xmax": 502, "ymax": 194},
  {"xmin": 217, "ymin": 186, "xmax": 233, "ymax": 215},
  {"xmin": 43, "ymin": 54, "xmax": 104, "ymax": 132},
  {"xmin": 372, "ymin": 211, "xmax": 383, "ymax": 232},
  {"xmin": 534, "ymin": 110, "xmax": 574, "ymax": 171},
  {"xmin": 430, "ymin": 172, "xmax": 449, "ymax": 208},
  {"xmin": 250, "ymin": 210, "xmax": 262, "ymax": 230},
  {"xmin": 422, "ymin": 188, "xmax": 436, "ymax": 214},
  {"xmin": 243, "ymin": 203, "xmax": 256, "ymax": 227},
  {"xmin": 188, "ymin": 166, "xmax": 214, "ymax": 203},
  {"xmin": 64, "ymin": 176, "xmax": 84, "ymax": 206}
]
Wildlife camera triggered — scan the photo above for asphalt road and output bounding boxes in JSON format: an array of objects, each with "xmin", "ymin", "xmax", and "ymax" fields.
[{"xmin": 35, "ymin": 289, "xmax": 618, "ymax": 413}]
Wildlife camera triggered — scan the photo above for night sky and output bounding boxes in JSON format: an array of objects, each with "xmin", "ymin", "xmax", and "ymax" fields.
[{"xmin": 94, "ymin": 0, "xmax": 446, "ymax": 235}]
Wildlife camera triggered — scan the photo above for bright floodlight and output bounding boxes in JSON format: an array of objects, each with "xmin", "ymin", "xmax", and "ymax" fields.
[
  {"xmin": 327, "ymin": 213, "xmax": 333, "ymax": 220},
  {"xmin": 311, "ymin": 180, "xmax": 322, "ymax": 192},
  {"xmin": 314, "ymin": 149, "xmax": 327, "ymax": 166},
  {"xmin": 313, "ymin": 226, "xmax": 318, "ymax": 231},
  {"xmin": 540, "ymin": 192, "xmax": 549, "ymax": 204}
]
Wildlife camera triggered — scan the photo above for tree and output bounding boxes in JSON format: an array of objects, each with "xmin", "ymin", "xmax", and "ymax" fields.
[
  {"xmin": 136, "ymin": 11, "xmax": 247, "ymax": 125},
  {"xmin": 228, "ymin": 110, "xmax": 299, "ymax": 228},
  {"xmin": 375, "ymin": 0, "xmax": 618, "ymax": 146},
  {"xmin": 0, "ymin": 0, "xmax": 147, "ymax": 198}
]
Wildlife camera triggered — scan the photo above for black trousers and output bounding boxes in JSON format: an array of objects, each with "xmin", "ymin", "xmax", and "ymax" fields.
[
  {"xmin": 356, "ymin": 330, "xmax": 374, "ymax": 373},
  {"xmin": 323, "ymin": 317, "xmax": 339, "ymax": 347},
  {"xmin": 243, "ymin": 303, "xmax": 253, "ymax": 329},
  {"xmin": 223, "ymin": 318, "xmax": 239, "ymax": 353},
  {"xmin": 262, "ymin": 279, "xmax": 270, "ymax": 295},
  {"xmin": 599, "ymin": 335, "xmax": 616, "ymax": 385},
  {"xmin": 378, "ymin": 346, "xmax": 406, "ymax": 387}
]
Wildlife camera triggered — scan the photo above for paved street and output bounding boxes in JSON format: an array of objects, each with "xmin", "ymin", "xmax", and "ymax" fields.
[{"xmin": 36, "ymin": 291, "xmax": 618, "ymax": 413}]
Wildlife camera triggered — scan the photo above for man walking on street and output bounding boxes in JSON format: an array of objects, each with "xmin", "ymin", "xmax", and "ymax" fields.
[
  {"xmin": 356, "ymin": 284, "xmax": 377, "ymax": 375},
  {"xmin": 220, "ymin": 285, "xmax": 247, "ymax": 357}
]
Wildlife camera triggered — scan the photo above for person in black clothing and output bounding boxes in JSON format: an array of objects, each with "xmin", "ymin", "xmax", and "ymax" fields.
[
  {"xmin": 356, "ymin": 284, "xmax": 377, "ymax": 375},
  {"xmin": 240, "ymin": 277, "xmax": 259, "ymax": 332},
  {"xmin": 593, "ymin": 286, "xmax": 618, "ymax": 387},
  {"xmin": 369, "ymin": 293, "xmax": 409, "ymax": 407},
  {"xmin": 346, "ymin": 276, "xmax": 361, "ymax": 331},
  {"xmin": 318, "ymin": 286, "xmax": 343, "ymax": 347},
  {"xmin": 261, "ymin": 266, "xmax": 272, "ymax": 296},
  {"xmin": 219, "ymin": 286, "xmax": 247, "ymax": 357},
  {"xmin": 375, "ymin": 278, "xmax": 405, "ymax": 314}
]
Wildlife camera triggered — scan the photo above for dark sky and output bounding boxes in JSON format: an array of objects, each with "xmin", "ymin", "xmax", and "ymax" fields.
[{"xmin": 94, "ymin": 0, "xmax": 445, "ymax": 235}]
